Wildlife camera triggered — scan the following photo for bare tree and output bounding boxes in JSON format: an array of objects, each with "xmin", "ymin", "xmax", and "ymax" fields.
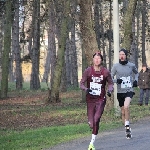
[
  {"xmin": 0, "ymin": 1, "xmax": 5, "ymax": 83},
  {"xmin": 99, "ymin": 0, "xmax": 106, "ymax": 67},
  {"xmin": 122, "ymin": 0, "xmax": 138, "ymax": 54},
  {"xmin": 1, "ymin": 0, "xmax": 12, "ymax": 98},
  {"xmin": 94, "ymin": 0, "xmax": 101, "ymax": 50},
  {"xmin": 63, "ymin": 0, "xmax": 78, "ymax": 89},
  {"xmin": 12, "ymin": 0, "xmax": 23, "ymax": 89},
  {"xmin": 70, "ymin": 0, "xmax": 78, "ymax": 87},
  {"xmin": 79, "ymin": 0, "xmax": 98, "ymax": 102},
  {"xmin": 30, "ymin": 0, "xmax": 41, "ymax": 90},
  {"xmin": 42, "ymin": 0, "xmax": 56, "ymax": 86},
  {"xmin": 48, "ymin": 0, "xmax": 70, "ymax": 103},
  {"xmin": 141, "ymin": 0, "xmax": 147, "ymax": 64},
  {"xmin": 135, "ymin": 0, "xmax": 141, "ymax": 70},
  {"xmin": 108, "ymin": 0, "xmax": 112, "ymax": 71},
  {"xmin": 79, "ymin": 0, "xmax": 98, "ymax": 66},
  {"xmin": 65, "ymin": 38, "xmax": 72, "ymax": 87}
]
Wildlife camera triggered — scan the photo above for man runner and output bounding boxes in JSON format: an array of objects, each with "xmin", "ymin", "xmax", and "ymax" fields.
[{"xmin": 111, "ymin": 48, "xmax": 138, "ymax": 139}]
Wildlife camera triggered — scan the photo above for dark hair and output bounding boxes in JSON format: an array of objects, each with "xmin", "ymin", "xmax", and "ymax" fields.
[
  {"xmin": 93, "ymin": 51, "xmax": 103, "ymax": 61},
  {"xmin": 142, "ymin": 63, "xmax": 147, "ymax": 67},
  {"xmin": 119, "ymin": 48, "xmax": 128, "ymax": 57}
]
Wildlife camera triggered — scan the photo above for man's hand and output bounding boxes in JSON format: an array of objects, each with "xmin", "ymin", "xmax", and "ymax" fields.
[
  {"xmin": 86, "ymin": 88, "xmax": 92, "ymax": 94},
  {"xmin": 133, "ymin": 80, "xmax": 137, "ymax": 87},
  {"xmin": 117, "ymin": 79, "xmax": 123, "ymax": 84},
  {"xmin": 107, "ymin": 91, "xmax": 111, "ymax": 97}
]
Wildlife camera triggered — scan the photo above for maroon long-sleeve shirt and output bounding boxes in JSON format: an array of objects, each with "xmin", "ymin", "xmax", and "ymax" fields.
[{"xmin": 80, "ymin": 66, "xmax": 114, "ymax": 102}]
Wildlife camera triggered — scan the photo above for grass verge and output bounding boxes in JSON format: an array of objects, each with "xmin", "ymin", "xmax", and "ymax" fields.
[
  {"xmin": 1, "ymin": 87, "xmax": 150, "ymax": 150},
  {"xmin": 0, "ymin": 121, "xmax": 123, "ymax": 150}
]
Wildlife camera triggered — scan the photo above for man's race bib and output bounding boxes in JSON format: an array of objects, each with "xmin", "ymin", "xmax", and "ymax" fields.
[
  {"xmin": 120, "ymin": 76, "xmax": 132, "ymax": 88},
  {"xmin": 89, "ymin": 82, "xmax": 102, "ymax": 96}
]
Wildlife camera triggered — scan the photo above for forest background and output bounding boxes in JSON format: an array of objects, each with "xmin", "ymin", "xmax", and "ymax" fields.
[
  {"xmin": 0, "ymin": 0, "xmax": 150, "ymax": 150},
  {"xmin": 0, "ymin": 0, "xmax": 150, "ymax": 100}
]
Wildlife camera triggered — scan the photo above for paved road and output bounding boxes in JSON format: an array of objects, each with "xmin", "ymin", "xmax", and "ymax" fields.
[{"xmin": 49, "ymin": 117, "xmax": 150, "ymax": 150}]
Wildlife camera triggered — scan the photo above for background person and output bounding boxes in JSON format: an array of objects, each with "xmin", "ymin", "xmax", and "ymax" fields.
[
  {"xmin": 80, "ymin": 51, "xmax": 113, "ymax": 150},
  {"xmin": 137, "ymin": 64, "xmax": 150, "ymax": 106}
]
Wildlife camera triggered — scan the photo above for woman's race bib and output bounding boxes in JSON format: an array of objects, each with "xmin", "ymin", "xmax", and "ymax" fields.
[{"xmin": 89, "ymin": 82, "xmax": 102, "ymax": 96}]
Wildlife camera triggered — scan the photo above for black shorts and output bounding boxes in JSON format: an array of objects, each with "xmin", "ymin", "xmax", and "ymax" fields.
[{"xmin": 117, "ymin": 92, "xmax": 134, "ymax": 107}]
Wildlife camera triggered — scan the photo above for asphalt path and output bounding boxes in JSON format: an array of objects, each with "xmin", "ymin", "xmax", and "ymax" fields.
[{"xmin": 49, "ymin": 117, "xmax": 150, "ymax": 150}]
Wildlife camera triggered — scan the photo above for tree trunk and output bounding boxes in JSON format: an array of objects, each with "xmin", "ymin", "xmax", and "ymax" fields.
[
  {"xmin": 81, "ymin": 48, "xmax": 87, "ymax": 103},
  {"xmin": 48, "ymin": 0, "xmax": 70, "ymax": 103},
  {"xmin": 94, "ymin": 0, "xmax": 101, "ymax": 50},
  {"xmin": 108, "ymin": 0, "xmax": 112, "ymax": 71},
  {"xmin": 60, "ymin": 60, "xmax": 67, "ymax": 92},
  {"xmin": 13, "ymin": 0, "xmax": 23, "ymax": 89},
  {"xmin": 99, "ymin": 0, "xmax": 106, "ymax": 67},
  {"xmin": 122, "ymin": 0, "xmax": 138, "ymax": 54},
  {"xmin": 65, "ymin": 38, "xmax": 71, "ymax": 87},
  {"xmin": 141, "ymin": 0, "xmax": 146, "ymax": 64},
  {"xmin": 30, "ymin": 0, "xmax": 40, "ymax": 90},
  {"xmin": 79, "ymin": 0, "xmax": 98, "ymax": 102},
  {"xmin": 0, "ymin": 23, "xmax": 3, "ymax": 82},
  {"xmin": 70, "ymin": 0, "xmax": 78, "ymax": 87},
  {"xmin": 42, "ymin": 47, "xmax": 50, "ymax": 83},
  {"xmin": 79, "ymin": 0, "xmax": 98, "ymax": 66},
  {"xmin": 42, "ymin": 0, "xmax": 56, "ymax": 86},
  {"xmin": 0, "ymin": 4, "xmax": 5, "ymax": 95},
  {"xmin": 135, "ymin": 0, "xmax": 140, "ymax": 70},
  {"xmin": 8, "ymin": 54, "xmax": 15, "ymax": 82},
  {"xmin": 1, "ymin": 0, "xmax": 12, "ymax": 98},
  {"xmin": 129, "ymin": 14, "xmax": 136, "ymax": 65}
]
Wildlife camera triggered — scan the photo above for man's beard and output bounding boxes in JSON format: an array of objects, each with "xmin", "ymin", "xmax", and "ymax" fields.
[{"xmin": 119, "ymin": 59, "xmax": 128, "ymax": 65}]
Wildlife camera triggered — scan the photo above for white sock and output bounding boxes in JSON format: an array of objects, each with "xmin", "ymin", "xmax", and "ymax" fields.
[
  {"xmin": 90, "ymin": 134, "xmax": 96, "ymax": 145},
  {"xmin": 125, "ymin": 120, "xmax": 129, "ymax": 126}
]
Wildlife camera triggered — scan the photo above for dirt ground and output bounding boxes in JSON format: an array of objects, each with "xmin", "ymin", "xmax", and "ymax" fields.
[
  {"xmin": 0, "ymin": 91, "xmax": 60, "ymax": 130},
  {"xmin": 0, "ymin": 90, "xmax": 85, "ymax": 130}
]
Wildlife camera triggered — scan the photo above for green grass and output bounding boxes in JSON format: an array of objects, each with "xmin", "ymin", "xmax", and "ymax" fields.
[
  {"xmin": 1, "ymin": 82, "xmax": 49, "ymax": 91},
  {"xmin": 1, "ymin": 85, "xmax": 150, "ymax": 150},
  {"xmin": 1, "ymin": 104, "xmax": 150, "ymax": 150},
  {"xmin": 0, "ymin": 124, "xmax": 84, "ymax": 150},
  {"xmin": 0, "ymin": 121, "xmax": 123, "ymax": 150}
]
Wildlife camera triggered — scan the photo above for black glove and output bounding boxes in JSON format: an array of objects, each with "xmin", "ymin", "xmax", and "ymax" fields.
[
  {"xmin": 86, "ymin": 88, "xmax": 92, "ymax": 94},
  {"xmin": 133, "ymin": 80, "xmax": 137, "ymax": 87},
  {"xmin": 107, "ymin": 91, "xmax": 111, "ymax": 97},
  {"xmin": 117, "ymin": 79, "xmax": 123, "ymax": 84}
]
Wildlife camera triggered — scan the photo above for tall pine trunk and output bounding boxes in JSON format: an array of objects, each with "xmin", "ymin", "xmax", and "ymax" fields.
[
  {"xmin": 79, "ymin": 0, "xmax": 98, "ymax": 102},
  {"xmin": 135, "ymin": 0, "xmax": 140, "ymax": 70},
  {"xmin": 141, "ymin": 0, "xmax": 146, "ymax": 64},
  {"xmin": 48, "ymin": 0, "xmax": 70, "ymax": 103},
  {"xmin": 13, "ymin": 0, "xmax": 23, "ymax": 89},
  {"xmin": 65, "ymin": 38, "xmax": 71, "ymax": 86},
  {"xmin": 108, "ymin": 1, "xmax": 112, "ymax": 71},
  {"xmin": 94, "ymin": 0, "xmax": 101, "ymax": 50},
  {"xmin": 70, "ymin": 0, "xmax": 78, "ymax": 87},
  {"xmin": 99, "ymin": 0, "xmax": 106, "ymax": 67},
  {"xmin": 42, "ymin": 0, "xmax": 56, "ymax": 85},
  {"xmin": 79, "ymin": 0, "xmax": 98, "ymax": 66},
  {"xmin": 30, "ymin": 0, "xmax": 40, "ymax": 90},
  {"xmin": 0, "ymin": 10, "xmax": 4, "ymax": 83},
  {"xmin": 122, "ymin": 0, "xmax": 138, "ymax": 53},
  {"xmin": 1, "ymin": 0, "xmax": 12, "ymax": 98}
]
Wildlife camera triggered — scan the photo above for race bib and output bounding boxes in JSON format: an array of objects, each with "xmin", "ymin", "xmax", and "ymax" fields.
[
  {"xmin": 120, "ymin": 76, "xmax": 132, "ymax": 88},
  {"xmin": 89, "ymin": 82, "xmax": 102, "ymax": 96}
]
